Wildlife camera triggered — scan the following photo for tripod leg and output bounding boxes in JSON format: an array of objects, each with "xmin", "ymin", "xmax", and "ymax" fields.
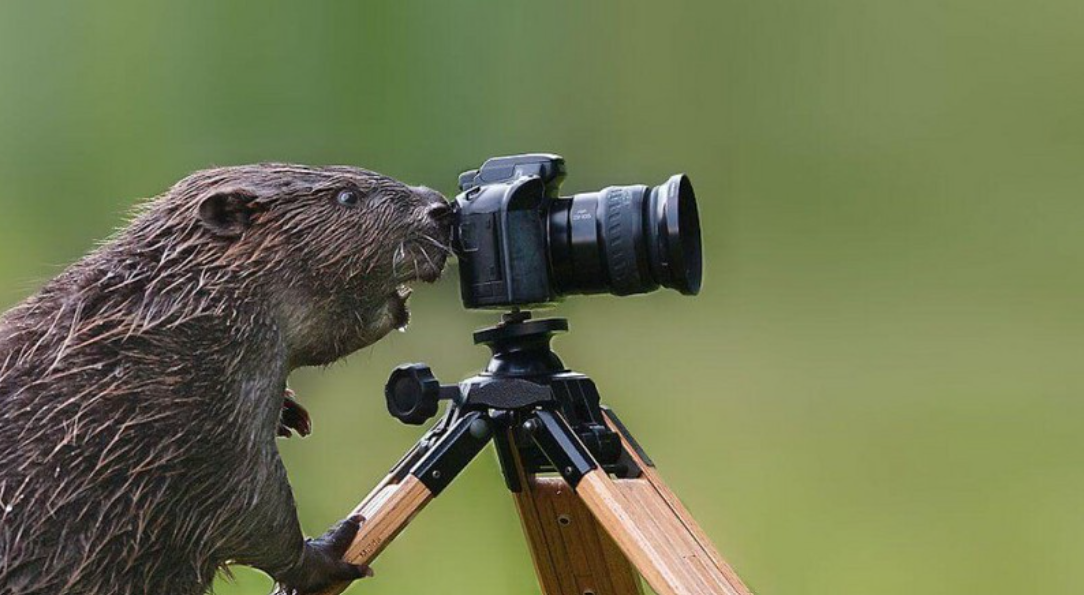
[
  {"xmin": 312, "ymin": 410, "xmax": 493, "ymax": 595},
  {"xmin": 527, "ymin": 410, "xmax": 753, "ymax": 595},
  {"xmin": 499, "ymin": 430, "xmax": 643, "ymax": 595},
  {"xmin": 603, "ymin": 409, "xmax": 750, "ymax": 593}
]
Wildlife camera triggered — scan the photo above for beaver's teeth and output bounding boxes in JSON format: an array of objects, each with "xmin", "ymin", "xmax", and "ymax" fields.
[{"xmin": 397, "ymin": 323, "xmax": 409, "ymax": 333}]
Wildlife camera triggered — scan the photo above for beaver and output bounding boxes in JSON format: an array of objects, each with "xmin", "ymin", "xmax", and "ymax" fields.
[{"xmin": 0, "ymin": 164, "xmax": 453, "ymax": 594}]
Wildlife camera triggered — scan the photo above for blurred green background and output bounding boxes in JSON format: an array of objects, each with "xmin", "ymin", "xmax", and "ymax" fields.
[{"xmin": 1, "ymin": 1, "xmax": 1081, "ymax": 594}]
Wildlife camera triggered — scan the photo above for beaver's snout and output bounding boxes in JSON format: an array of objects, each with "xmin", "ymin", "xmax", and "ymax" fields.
[
  {"xmin": 412, "ymin": 185, "xmax": 454, "ymax": 225},
  {"xmin": 425, "ymin": 201, "xmax": 454, "ymax": 226},
  {"xmin": 396, "ymin": 185, "xmax": 452, "ymax": 286}
]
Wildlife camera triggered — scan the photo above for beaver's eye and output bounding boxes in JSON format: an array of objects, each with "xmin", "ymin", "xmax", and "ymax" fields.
[{"xmin": 336, "ymin": 189, "xmax": 360, "ymax": 207}]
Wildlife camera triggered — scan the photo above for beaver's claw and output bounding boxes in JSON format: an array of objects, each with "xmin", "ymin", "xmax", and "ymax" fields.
[
  {"xmin": 278, "ymin": 389, "xmax": 312, "ymax": 438},
  {"xmin": 273, "ymin": 515, "xmax": 373, "ymax": 595}
]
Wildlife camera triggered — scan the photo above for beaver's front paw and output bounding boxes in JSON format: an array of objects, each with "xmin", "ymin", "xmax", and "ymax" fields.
[
  {"xmin": 273, "ymin": 515, "xmax": 372, "ymax": 595},
  {"xmin": 278, "ymin": 388, "xmax": 312, "ymax": 438}
]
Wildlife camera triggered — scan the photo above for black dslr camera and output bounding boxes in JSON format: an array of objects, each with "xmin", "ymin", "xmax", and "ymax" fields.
[{"xmin": 452, "ymin": 154, "xmax": 702, "ymax": 309}]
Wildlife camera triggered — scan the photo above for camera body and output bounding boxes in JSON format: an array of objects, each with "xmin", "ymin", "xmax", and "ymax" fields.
[
  {"xmin": 454, "ymin": 154, "xmax": 566, "ymax": 308},
  {"xmin": 452, "ymin": 153, "xmax": 702, "ymax": 310}
]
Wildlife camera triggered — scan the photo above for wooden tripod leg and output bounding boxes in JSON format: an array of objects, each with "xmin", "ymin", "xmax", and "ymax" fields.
[
  {"xmin": 342, "ymin": 473, "xmax": 433, "ymax": 567},
  {"xmin": 506, "ymin": 431, "xmax": 644, "ymax": 595},
  {"xmin": 568, "ymin": 411, "xmax": 753, "ymax": 595},
  {"xmin": 313, "ymin": 410, "xmax": 493, "ymax": 595},
  {"xmin": 607, "ymin": 418, "xmax": 749, "ymax": 593},
  {"xmin": 311, "ymin": 472, "xmax": 435, "ymax": 595}
]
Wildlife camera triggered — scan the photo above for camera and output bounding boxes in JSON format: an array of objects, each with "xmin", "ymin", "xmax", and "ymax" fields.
[{"xmin": 452, "ymin": 153, "xmax": 703, "ymax": 309}]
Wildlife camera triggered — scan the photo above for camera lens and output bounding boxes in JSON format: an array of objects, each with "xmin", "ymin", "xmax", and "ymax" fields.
[{"xmin": 548, "ymin": 174, "xmax": 702, "ymax": 297}]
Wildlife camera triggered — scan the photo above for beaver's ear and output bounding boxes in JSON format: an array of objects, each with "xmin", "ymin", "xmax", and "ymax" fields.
[{"xmin": 197, "ymin": 190, "xmax": 259, "ymax": 239}]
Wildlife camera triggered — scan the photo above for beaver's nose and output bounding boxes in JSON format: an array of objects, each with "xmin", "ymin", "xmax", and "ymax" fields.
[
  {"xmin": 426, "ymin": 201, "xmax": 454, "ymax": 225},
  {"xmin": 413, "ymin": 185, "xmax": 454, "ymax": 225}
]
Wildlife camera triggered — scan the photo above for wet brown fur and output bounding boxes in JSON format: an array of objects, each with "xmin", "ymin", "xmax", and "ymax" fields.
[{"xmin": 0, "ymin": 164, "xmax": 450, "ymax": 594}]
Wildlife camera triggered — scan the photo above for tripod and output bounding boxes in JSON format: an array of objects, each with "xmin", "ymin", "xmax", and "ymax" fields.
[{"xmin": 314, "ymin": 312, "xmax": 752, "ymax": 595}]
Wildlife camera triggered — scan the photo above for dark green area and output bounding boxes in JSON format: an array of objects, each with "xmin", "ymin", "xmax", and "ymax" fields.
[{"xmin": 0, "ymin": 2, "xmax": 1080, "ymax": 594}]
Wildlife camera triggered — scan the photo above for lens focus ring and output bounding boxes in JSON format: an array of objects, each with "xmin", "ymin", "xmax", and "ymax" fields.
[{"xmin": 598, "ymin": 186, "xmax": 641, "ymax": 295}]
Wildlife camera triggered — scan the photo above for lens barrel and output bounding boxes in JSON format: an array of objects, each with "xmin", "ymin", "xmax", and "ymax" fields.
[{"xmin": 548, "ymin": 174, "xmax": 702, "ymax": 297}]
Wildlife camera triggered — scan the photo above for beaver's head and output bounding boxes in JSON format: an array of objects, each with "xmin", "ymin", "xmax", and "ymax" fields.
[{"xmin": 157, "ymin": 163, "xmax": 452, "ymax": 367}]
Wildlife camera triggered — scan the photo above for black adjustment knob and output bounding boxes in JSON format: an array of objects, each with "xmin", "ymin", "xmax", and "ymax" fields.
[{"xmin": 385, "ymin": 364, "xmax": 442, "ymax": 425}]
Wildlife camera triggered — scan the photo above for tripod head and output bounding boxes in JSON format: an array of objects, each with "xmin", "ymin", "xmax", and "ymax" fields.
[
  {"xmin": 384, "ymin": 310, "xmax": 564, "ymax": 424},
  {"xmin": 384, "ymin": 310, "xmax": 644, "ymax": 483},
  {"xmin": 472, "ymin": 311, "xmax": 567, "ymax": 377}
]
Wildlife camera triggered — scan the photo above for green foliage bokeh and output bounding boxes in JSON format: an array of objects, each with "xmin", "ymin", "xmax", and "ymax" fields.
[{"xmin": 0, "ymin": 2, "xmax": 1080, "ymax": 594}]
